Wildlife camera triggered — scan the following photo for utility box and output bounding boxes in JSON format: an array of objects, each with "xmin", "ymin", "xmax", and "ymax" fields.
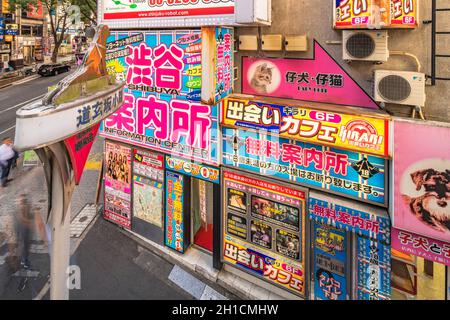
[{"xmin": 235, "ymin": 0, "xmax": 272, "ymax": 25}]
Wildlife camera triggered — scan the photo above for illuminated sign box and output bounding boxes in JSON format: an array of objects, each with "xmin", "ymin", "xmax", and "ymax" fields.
[
  {"xmin": 98, "ymin": 0, "xmax": 271, "ymax": 28},
  {"xmin": 334, "ymin": 0, "xmax": 419, "ymax": 29}
]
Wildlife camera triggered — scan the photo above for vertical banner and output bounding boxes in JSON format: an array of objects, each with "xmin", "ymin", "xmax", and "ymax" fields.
[
  {"xmin": 313, "ymin": 223, "xmax": 348, "ymax": 300},
  {"xmin": 101, "ymin": 30, "xmax": 220, "ymax": 166},
  {"xmin": 165, "ymin": 171, "xmax": 185, "ymax": 253},
  {"xmin": 393, "ymin": 120, "xmax": 450, "ymax": 244},
  {"xmin": 215, "ymin": 27, "xmax": 234, "ymax": 103},
  {"xmin": 133, "ymin": 176, "xmax": 164, "ymax": 228},
  {"xmin": 104, "ymin": 141, "xmax": 132, "ymax": 229},
  {"xmin": 356, "ymin": 235, "xmax": 391, "ymax": 300}
]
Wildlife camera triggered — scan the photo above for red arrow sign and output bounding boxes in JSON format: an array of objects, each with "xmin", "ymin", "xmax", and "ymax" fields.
[
  {"xmin": 64, "ymin": 123, "xmax": 100, "ymax": 185},
  {"xmin": 242, "ymin": 40, "xmax": 380, "ymax": 109}
]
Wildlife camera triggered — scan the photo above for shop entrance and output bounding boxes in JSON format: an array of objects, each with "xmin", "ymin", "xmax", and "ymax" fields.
[
  {"xmin": 191, "ymin": 178, "xmax": 214, "ymax": 253},
  {"xmin": 391, "ymin": 250, "xmax": 447, "ymax": 300}
]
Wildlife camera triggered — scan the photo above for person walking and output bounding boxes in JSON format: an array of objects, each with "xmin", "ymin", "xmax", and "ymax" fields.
[{"xmin": 0, "ymin": 137, "xmax": 19, "ymax": 187}]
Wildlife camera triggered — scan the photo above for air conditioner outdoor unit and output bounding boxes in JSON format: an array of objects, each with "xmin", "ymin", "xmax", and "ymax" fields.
[
  {"xmin": 343, "ymin": 30, "xmax": 389, "ymax": 62},
  {"xmin": 374, "ymin": 70, "xmax": 426, "ymax": 106}
]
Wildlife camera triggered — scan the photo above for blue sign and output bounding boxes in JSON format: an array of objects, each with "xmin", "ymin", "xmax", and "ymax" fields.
[
  {"xmin": 165, "ymin": 171, "xmax": 184, "ymax": 253},
  {"xmin": 356, "ymin": 235, "xmax": 391, "ymax": 300},
  {"xmin": 222, "ymin": 128, "xmax": 387, "ymax": 205},
  {"xmin": 313, "ymin": 223, "xmax": 348, "ymax": 300}
]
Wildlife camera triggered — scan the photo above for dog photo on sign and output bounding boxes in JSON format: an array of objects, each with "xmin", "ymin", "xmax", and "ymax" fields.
[{"xmin": 400, "ymin": 159, "xmax": 450, "ymax": 234}]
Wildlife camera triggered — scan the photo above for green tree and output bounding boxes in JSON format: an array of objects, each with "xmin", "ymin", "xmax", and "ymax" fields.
[
  {"xmin": 9, "ymin": 0, "xmax": 94, "ymax": 63},
  {"xmin": 71, "ymin": 0, "xmax": 97, "ymax": 26}
]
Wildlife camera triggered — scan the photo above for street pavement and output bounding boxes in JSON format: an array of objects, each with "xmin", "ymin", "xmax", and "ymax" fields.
[{"xmin": 0, "ymin": 71, "xmax": 73, "ymax": 142}]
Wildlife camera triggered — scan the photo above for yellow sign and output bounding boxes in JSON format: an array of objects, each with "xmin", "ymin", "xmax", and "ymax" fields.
[
  {"xmin": 221, "ymin": 97, "xmax": 390, "ymax": 158},
  {"xmin": 2, "ymin": 0, "xmax": 10, "ymax": 14},
  {"xmin": 4, "ymin": 35, "xmax": 13, "ymax": 42}
]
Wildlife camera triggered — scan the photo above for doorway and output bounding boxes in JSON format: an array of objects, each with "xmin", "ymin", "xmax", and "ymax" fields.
[{"xmin": 191, "ymin": 178, "xmax": 214, "ymax": 253}]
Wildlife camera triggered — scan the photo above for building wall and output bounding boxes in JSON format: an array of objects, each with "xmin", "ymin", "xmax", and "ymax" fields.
[{"xmin": 234, "ymin": 0, "xmax": 450, "ymax": 122}]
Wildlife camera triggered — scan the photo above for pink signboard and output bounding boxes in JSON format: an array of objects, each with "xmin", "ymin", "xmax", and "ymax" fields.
[
  {"xmin": 394, "ymin": 119, "xmax": 450, "ymax": 243},
  {"xmin": 392, "ymin": 228, "xmax": 450, "ymax": 267},
  {"xmin": 242, "ymin": 41, "xmax": 379, "ymax": 109}
]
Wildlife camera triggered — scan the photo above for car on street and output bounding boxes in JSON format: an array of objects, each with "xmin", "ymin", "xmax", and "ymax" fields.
[{"xmin": 37, "ymin": 63, "xmax": 71, "ymax": 77}]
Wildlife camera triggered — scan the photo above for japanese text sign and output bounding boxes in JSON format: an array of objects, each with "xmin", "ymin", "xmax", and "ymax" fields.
[
  {"xmin": 308, "ymin": 192, "xmax": 391, "ymax": 243},
  {"xmin": 393, "ymin": 119, "xmax": 450, "ymax": 243},
  {"xmin": 104, "ymin": 141, "xmax": 132, "ymax": 229},
  {"xmin": 392, "ymin": 228, "xmax": 450, "ymax": 267},
  {"xmin": 165, "ymin": 171, "xmax": 185, "ymax": 253},
  {"xmin": 101, "ymin": 30, "xmax": 220, "ymax": 166},
  {"xmin": 222, "ymin": 97, "xmax": 389, "ymax": 157},
  {"xmin": 242, "ymin": 42, "xmax": 380, "ymax": 109},
  {"xmin": 223, "ymin": 128, "xmax": 387, "ymax": 206},
  {"xmin": 133, "ymin": 149, "xmax": 164, "ymax": 182},
  {"xmin": 214, "ymin": 27, "xmax": 234, "ymax": 103},
  {"xmin": 334, "ymin": 0, "xmax": 390, "ymax": 28},
  {"xmin": 390, "ymin": 0, "xmax": 418, "ymax": 27},
  {"xmin": 166, "ymin": 156, "xmax": 220, "ymax": 184},
  {"xmin": 313, "ymin": 224, "xmax": 348, "ymax": 300},
  {"xmin": 222, "ymin": 169, "xmax": 306, "ymax": 297},
  {"xmin": 356, "ymin": 235, "xmax": 391, "ymax": 300}
]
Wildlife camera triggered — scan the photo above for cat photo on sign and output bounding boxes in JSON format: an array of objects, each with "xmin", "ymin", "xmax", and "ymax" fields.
[{"xmin": 247, "ymin": 60, "xmax": 281, "ymax": 94}]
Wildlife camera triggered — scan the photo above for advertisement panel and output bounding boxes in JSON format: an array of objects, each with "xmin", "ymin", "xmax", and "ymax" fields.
[
  {"xmin": 223, "ymin": 127, "xmax": 387, "ymax": 206},
  {"xmin": 214, "ymin": 27, "xmax": 234, "ymax": 103},
  {"xmin": 313, "ymin": 223, "xmax": 348, "ymax": 300},
  {"xmin": 133, "ymin": 148, "xmax": 164, "ymax": 182},
  {"xmin": 222, "ymin": 169, "xmax": 307, "ymax": 297},
  {"xmin": 222, "ymin": 97, "xmax": 389, "ymax": 157},
  {"xmin": 101, "ymin": 30, "xmax": 220, "ymax": 166},
  {"xmin": 166, "ymin": 156, "xmax": 220, "ymax": 184},
  {"xmin": 5, "ymin": 24, "xmax": 19, "ymax": 35},
  {"xmin": 133, "ymin": 175, "xmax": 164, "ymax": 228},
  {"xmin": 242, "ymin": 42, "xmax": 380, "ymax": 109},
  {"xmin": 104, "ymin": 141, "xmax": 132, "ymax": 229},
  {"xmin": 26, "ymin": 0, "xmax": 44, "ymax": 19},
  {"xmin": 334, "ymin": 0, "xmax": 390, "ymax": 28},
  {"xmin": 99, "ymin": 0, "xmax": 235, "ymax": 26},
  {"xmin": 393, "ymin": 119, "xmax": 450, "ymax": 243},
  {"xmin": 308, "ymin": 194, "xmax": 391, "ymax": 243},
  {"xmin": 166, "ymin": 171, "xmax": 185, "ymax": 253},
  {"xmin": 390, "ymin": 0, "xmax": 418, "ymax": 28},
  {"xmin": 356, "ymin": 235, "xmax": 391, "ymax": 300},
  {"xmin": 391, "ymin": 228, "xmax": 450, "ymax": 267}
]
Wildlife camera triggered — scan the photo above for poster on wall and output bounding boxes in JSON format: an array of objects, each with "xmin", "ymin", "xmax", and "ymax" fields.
[
  {"xmin": 222, "ymin": 169, "xmax": 307, "ymax": 297},
  {"xmin": 99, "ymin": 0, "xmax": 236, "ymax": 27},
  {"xmin": 313, "ymin": 223, "xmax": 348, "ymax": 300},
  {"xmin": 222, "ymin": 97, "xmax": 389, "ymax": 157},
  {"xmin": 214, "ymin": 27, "xmax": 234, "ymax": 103},
  {"xmin": 101, "ymin": 30, "xmax": 220, "ymax": 166},
  {"xmin": 390, "ymin": 0, "xmax": 418, "ymax": 28},
  {"xmin": 393, "ymin": 119, "xmax": 450, "ymax": 244},
  {"xmin": 223, "ymin": 127, "xmax": 387, "ymax": 206},
  {"xmin": 133, "ymin": 149, "xmax": 164, "ymax": 182},
  {"xmin": 242, "ymin": 41, "xmax": 380, "ymax": 109},
  {"xmin": 133, "ymin": 175, "xmax": 164, "ymax": 228},
  {"xmin": 104, "ymin": 141, "xmax": 132, "ymax": 229},
  {"xmin": 166, "ymin": 171, "xmax": 185, "ymax": 253},
  {"xmin": 356, "ymin": 235, "xmax": 391, "ymax": 300}
]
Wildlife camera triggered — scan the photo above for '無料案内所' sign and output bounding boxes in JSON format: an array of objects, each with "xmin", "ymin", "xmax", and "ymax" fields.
[{"xmin": 222, "ymin": 97, "xmax": 390, "ymax": 158}]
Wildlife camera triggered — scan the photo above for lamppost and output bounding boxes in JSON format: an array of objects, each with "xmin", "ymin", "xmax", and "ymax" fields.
[{"xmin": 14, "ymin": 25, "xmax": 124, "ymax": 300}]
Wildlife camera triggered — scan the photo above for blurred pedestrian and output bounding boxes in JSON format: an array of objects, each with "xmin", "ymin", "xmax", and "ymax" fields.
[{"xmin": 0, "ymin": 137, "xmax": 19, "ymax": 187}]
